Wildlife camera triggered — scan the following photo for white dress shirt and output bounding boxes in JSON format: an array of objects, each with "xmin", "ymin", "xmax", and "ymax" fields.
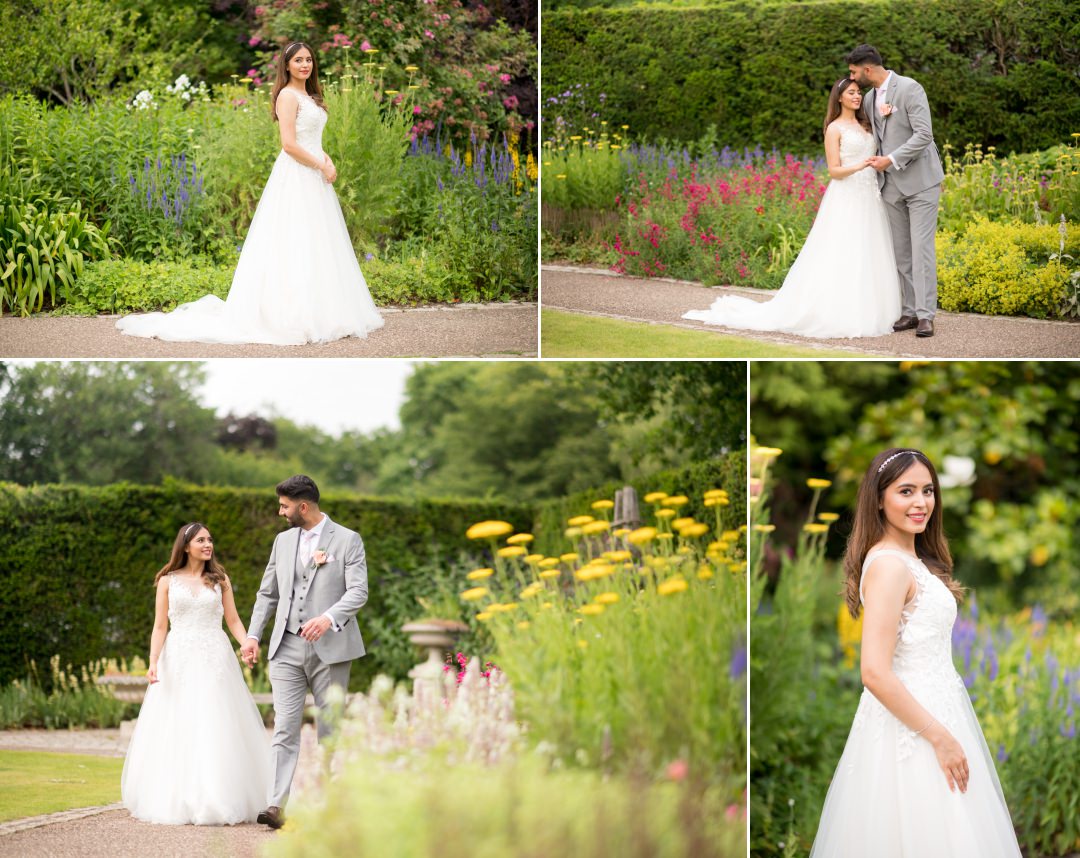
[{"xmin": 876, "ymin": 71, "xmax": 898, "ymax": 170}]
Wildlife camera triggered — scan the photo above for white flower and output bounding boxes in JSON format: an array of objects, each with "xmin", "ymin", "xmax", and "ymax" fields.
[
  {"xmin": 938, "ymin": 455, "xmax": 976, "ymax": 488},
  {"xmin": 132, "ymin": 90, "xmax": 156, "ymax": 111}
]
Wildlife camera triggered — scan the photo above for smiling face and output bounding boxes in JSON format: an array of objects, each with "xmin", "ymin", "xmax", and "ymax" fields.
[
  {"xmin": 879, "ymin": 461, "xmax": 935, "ymax": 541},
  {"xmin": 278, "ymin": 496, "xmax": 307, "ymax": 528},
  {"xmin": 848, "ymin": 64, "xmax": 873, "ymax": 88},
  {"xmin": 840, "ymin": 81, "xmax": 863, "ymax": 112},
  {"xmin": 287, "ymin": 47, "xmax": 313, "ymax": 82},
  {"xmin": 185, "ymin": 528, "xmax": 214, "ymax": 565}
]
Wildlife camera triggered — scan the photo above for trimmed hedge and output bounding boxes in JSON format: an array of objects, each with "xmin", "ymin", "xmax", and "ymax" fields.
[
  {"xmin": 543, "ymin": 0, "xmax": 1080, "ymax": 153},
  {"xmin": 0, "ymin": 481, "xmax": 532, "ymax": 690},
  {"xmin": 535, "ymin": 451, "xmax": 747, "ymax": 555}
]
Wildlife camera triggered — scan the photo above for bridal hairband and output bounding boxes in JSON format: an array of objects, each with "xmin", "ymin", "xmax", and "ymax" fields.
[
  {"xmin": 877, "ymin": 451, "xmax": 915, "ymax": 473},
  {"xmin": 185, "ymin": 523, "xmax": 201, "ymax": 538}
]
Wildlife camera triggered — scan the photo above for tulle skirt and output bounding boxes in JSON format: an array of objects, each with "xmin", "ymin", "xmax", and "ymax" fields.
[
  {"xmin": 810, "ymin": 684, "xmax": 1022, "ymax": 857},
  {"xmin": 121, "ymin": 631, "xmax": 271, "ymax": 825},
  {"xmin": 116, "ymin": 149, "xmax": 384, "ymax": 345},
  {"xmin": 682, "ymin": 169, "xmax": 901, "ymax": 338}
]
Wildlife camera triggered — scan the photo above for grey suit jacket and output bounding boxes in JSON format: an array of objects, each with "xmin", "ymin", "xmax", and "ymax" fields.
[
  {"xmin": 864, "ymin": 73, "xmax": 945, "ymax": 197},
  {"xmin": 248, "ymin": 515, "xmax": 369, "ymax": 664}
]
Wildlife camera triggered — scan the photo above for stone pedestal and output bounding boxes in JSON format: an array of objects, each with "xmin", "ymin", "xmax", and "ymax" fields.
[{"xmin": 400, "ymin": 619, "xmax": 469, "ymax": 703}]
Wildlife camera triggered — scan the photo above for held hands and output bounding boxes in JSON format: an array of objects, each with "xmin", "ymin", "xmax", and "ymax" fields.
[
  {"xmin": 869, "ymin": 155, "xmax": 892, "ymax": 173},
  {"xmin": 240, "ymin": 639, "xmax": 260, "ymax": 667},
  {"xmin": 300, "ymin": 615, "xmax": 332, "ymax": 643},
  {"xmin": 925, "ymin": 723, "xmax": 969, "ymax": 793}
]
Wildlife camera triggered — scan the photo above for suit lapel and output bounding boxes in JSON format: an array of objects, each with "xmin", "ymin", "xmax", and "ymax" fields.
[
  {"xmin": 309, "ymin": 517, "xmax": 336, "ymax": 585},
  {"xmin": 283, "ymin": 527, "xmax": 302, "ymax": 592}
]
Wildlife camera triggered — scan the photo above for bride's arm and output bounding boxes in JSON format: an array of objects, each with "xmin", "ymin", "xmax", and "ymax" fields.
[
  {"xmin": 220, "ymin": 575, "xmax": 250, "ymax": 647},
  {"xmin": 861, "ymin": 556, "xmax": 969, "ymax": 792},
  {"xmin": 276, "ymin": 90, "xmax": 332, "ymax": 176},
  {"xmin": 147, "ymin": 578, "xmax": 169, "ymax": 683},
  {"xmin": 824, "ymin": 124, "xmax": 872, "ymax": 180}
]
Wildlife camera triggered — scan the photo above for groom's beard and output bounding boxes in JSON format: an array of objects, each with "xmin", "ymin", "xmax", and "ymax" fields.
[{"xmin": 283, "ymin": 511, "xmax": 304, "ymax": 528}]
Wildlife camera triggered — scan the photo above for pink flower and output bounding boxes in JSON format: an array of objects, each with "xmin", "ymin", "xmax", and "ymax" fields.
[
  {"xmin": 246, "ymin": 69, "xmax": 259, "ymax": 78},
  {"xmin": 424, "ymin": 29, "xmax": 435, "ymax": 39},
  {"xmin": 499, "ymin": 73, "xmax": 511, "ymax": 84},
  {"xmin": 502, "ymin": 95, "xmax": 518, "ymax": 109},
  {"xmin": 248, "ymin": 36, "xmax": 260, "ymax": 47},
  {"xmin": 413, "ymin": 105, "xmax": 422, "ymax": 114},
  {"xmin": 360, "ymin": 40, "xmax": 372, "ymax": 52},
  {"xmin": 725, "ymin": 804, "xmax": 741, "ymax": 821},
  {"xmin": 255, "ymin": 6, "xmax": 265, "ymax": 14}
]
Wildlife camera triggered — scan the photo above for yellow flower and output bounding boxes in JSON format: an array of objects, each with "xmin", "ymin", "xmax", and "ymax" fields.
[
  {"xmin": 384, "ymin": 89, "xmax": 400, "ymax": 95},
  {"xmin": 679, "ymin": 523, "xmax": 711, "ymax": 538},
  {"xmin": 673, "ymin": 517, "xmax": 696, "ymax": 531},
  {"xmin": 579, "ymin": 604, "xmax": 605, "ymax": 616},
  {"xmin": 655, "ymin": 508, "xmax": 677, "ymax": 519},
  {"xmin": 1030, "ymin": 545, "xmax": 1051, "ymax": 566},
  {"xmin": 560, "ymin": 552, "xmax": 580, "ymax": 563},
  {"xmin": 507, "ymin": 533, "xmax": 534, "ymax": 545},
  {"xmin": 722, "ymin": 530, "xmax": 741, "ymax": 542},
  {"xmin": 476, "ymin": 611, "xmax": 494, "ymax": 621},
  {"xmin": 490, "ymin": 602, "xmax": 519, "ymax": 612},
  {"xmin": 753, "ymin": 524, "xmax": 776, "ymax": 533},
  {"xmin": 705, "ymin": 497, "xmax": 730, "ymax": 507},
  {"xmin": 704, "ymin": 489, "xmax": 726, "ymax": 500},
  {"xmin": 837, "ymin": 601, "xmax": 863, "ymax": 668},
  {"xmin": 239, "ymin": 77, "xmax": 254, "ymax": 83},
  {"xmin": 613, "ymin": 528, "xmax": 631, "ymax": 538},
  {"xmin": 665, "ymin": 495, "xmax": 689, "ymax": 507},
  {"xmin": 728, "ymin": 561, "xmax": 746, "ymax": 574},
  {"xmin": 754, "ymin": 446, "xmax": 783, "ymax": 460},
  {"xmin": 803, "ymin": 523, "xmax": 829, "ymax": 534},
  {"xmin": 520, "ymin": 583, "xmax": 545, "ymax": 599},
  {"xmin": 517, "ymin": 621, "xmax": 531, "ymax": 630},
  {"xmin": 591, "ymin": 499, "xmax": 615, "ymax": 510},
  {"xmin": 497, "ymin": 545, "xmax": 527, "ymax": 558},
  {"xmin": 643, "ymin": 492, "xmax": 668, "ymax": 504},
  {"xmin": 582, "ymin": 520, "xmax": 610, "ymax": 535},
  {"xmin": 807, "ymin": 478, "xmax": 833, "ymax": 489},
  {"xmin": 466, "ymin": 568, "xmax": 494, "ymax": 580},
  {"xmin": 539, "ymin": 557, "xmax": 561, "ymax": 569},
  {"xmin": 819, "ymin": 513, "xmax": 840, "ymax": 522},
  {"xmin": 540, "ymin": 602, "xmax": 554, "ymax": 610},
  {"xmin": 461, "ymin": 587, "xmax": 489, "ymax": 601},
  {"xmin": 657, "ymin": 578, "xmax": 689, "ymax": 596},
  {"xmin": 564, "ymin": 526, "xmax": 583, "ymax": 538},
  {"xmin": 539, "ymin": 569, "xmax": 561, "ymax": 579},
  {"xmin": 657, "ymin": 533, "xmax": 674, "ymax": 541},
  {"xmin": 577, "ymin": 639, "xmax": 588, "ymax": 649},
  {"xmin": 602, "ymin": 550, "xmax": 632, "ymax": 562},
  {"xmin": 467, "ymin": 520, "xmax": 514, "ymax": 540},
  {"xmin": 697, "ymin": 565, "xmax": 715, "ymax": 580},
  {"xmin": 568, "ymin": 515, "xmax": 595, "ymax": 527},
  {"xmin": 404, "ymin": 65, "xmax": 419, "ymax": 71},
  {"xmin": 595, "ymin": 592, "xmax": 620, "ymax": 605},
  {"xmin": 627, "ymin": 527, "xmax": 657, "ymax": 546},
  {"xmin": 525, "ymin": 553, "xmax": 544, "ymax": 564},
  {"xmin": 708, "ymin": 540, "xmax": 728, "ymax": 552},
  {"xmin": 676, "ymin": 546, "xmax": 693, "ymax": 555}
]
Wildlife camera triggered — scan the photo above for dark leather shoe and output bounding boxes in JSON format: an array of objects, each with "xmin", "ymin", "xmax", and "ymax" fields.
[
  {"xmin": 892, "ymin": 314, "xmax": 918, "ymax": 332},
  {"xmin": 258, "ymin": 806, "xmax": 285, "ymax": 829},
  {"xmin": 916, "ymin": 318, "xmax": 934, "ymax": 337}
]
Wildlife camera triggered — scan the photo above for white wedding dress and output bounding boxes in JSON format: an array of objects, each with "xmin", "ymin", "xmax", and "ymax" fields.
[
  {"xmin": 116, "ymin": 89, "xmax": 384, "ymax": 344},
  {"xmin": 810, "ymin": 550, "xmax": 1022, "ymax": 856},
  {"xmin": 683, "ymin": 124, "xmax": 901, "ymax": 338},
  {"xmin": 121, "ymin": 575, "xmax": 271, "ymax": 824}
]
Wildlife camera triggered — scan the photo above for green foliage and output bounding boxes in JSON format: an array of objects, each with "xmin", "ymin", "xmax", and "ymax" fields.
[
  {"xmin": 937, "ymin": 218, "xmax": 1079, "ymax": 318},
  {"xmin": 543, "ymin": 144, "xmax": 628, "ymax": 210},
  {"xmin": 62, "ymin": 258, "xmax": 231, "ymax": 314},
  {"xmin": 0, "ymin": 481, "xmax": 533, "ymax": 690},
  {"xmin": 543, "ymin": 0, "xmax": 1080, "ymax": 153},
  {"xmin": 0, "ymin": 194, "xmax": 113, "ymax": 315},
  {"xmin": 0, "ymin": 656, "xmax": 133, "ymax": 729}
]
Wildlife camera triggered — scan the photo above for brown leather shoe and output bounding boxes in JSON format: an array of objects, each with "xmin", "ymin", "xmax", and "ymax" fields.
[
  {"xmin": 258, "ymin": 806, "xmax": 285, "ymax": 829},
  {"xmin": 892, "ymin": 314, "xmax": 918, "ymax": 332},
  {"xmin": 916, "ymin": 318, "xmax": 934, "ymax": 337}
]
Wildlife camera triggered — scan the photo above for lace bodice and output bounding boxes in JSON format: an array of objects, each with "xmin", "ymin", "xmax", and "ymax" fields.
[
  {"xmin": 167, "ymin": 575, "xmax": 225, "ymax": 632},
  {"xmin": 852, "ymin": 550, "xmax": 966, "ymax": 762},
  {"xmin": 835, "ymin": 123, "xmax": 879, "ymax": 193},
  {"xmin": 289, "ymin": 90, "xmax": 326, "ymax": 158}
]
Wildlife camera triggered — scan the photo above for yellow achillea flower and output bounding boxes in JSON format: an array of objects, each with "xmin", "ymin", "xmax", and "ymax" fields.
[
  {"xmin": 680, "ymin": 523, "xmax": 711, "ymax": 539},
  {"xmin": 704, "ymin": 489, "xmax": 726, "ymax": 500},
  {"xmin": 613, "ymin": 528, "xmax": 631, "ymax": 538},
  {"xmin": 579, "ymin": 604, "xmax": 605, "ymax": 616},
  {"xmin": 603, "ymin": 550, "xmax": 632, "ymax": 562},
  {"xmin": 803, "ymin": 523, "xmax": 829, "ymax": 534},
  {"xmin": 643, "ymin": 492, "xmax": 668, "ymax": 504},
  {"xmin": 728, "ymin": 561, "xmax": 746, "ymax": 573},
  {"xmin": 466, "ymin": 568, "xmax": 494, "ymax": 580},
  {"xmin": 754, "ymin": 446, "xmax": 783, "ymax": 460},
  {"xmin": 807, "ymin": 478, "xmax": 833, "ymax": 489},
  {"xmin": 655, "ymin": 509, "xmax": 677, "ymax": 519},
  {"xmin": 497, "ymin": 546, "xmax": 527, "ymax": 558},
  {"xmin": 466, "ymin": 520, "xmax": 513, "ymax": 540},
  {"xmin": 591, "ymin": 499, "xmax": 615, "ymax": 510},
  {"xmin": 657, "ymin": 533, "xmax": 674, "ymax": 541},
  {"xmin": 582, "ymin": 520, "xmax": 610, "ymax": 535},
  {"xmin": 525, "ymin": 553, "xmax": 544, "ymax": 564},
  {"xmin": 673, "ymin": 517, "xmax": 696, "ymax": 531},
  {"xmin": 539, "ymin": 557, "xmax": 561, "ymax": 569},
  {"xmin": 697, "ymin": 565, "xmax": 715, "ymax": 580},
  {"xmin": 577, "ymin": 639, "xmax": 588, "ymax": 649},
  {"xmin": 837, "ymin": 601, "xmax": 863, "ymax": 668},
  {"xmin": 666, "ymin": 495, "xmax": 690, "ymax": 507},
  {"xmin": 476, "ymin": 612, "xmax": 494, "ymax": 621},
  {"xmin": 595, "ymin": 592, "xmax": 619, "ymax": 605},
  {"xmin": 627, "ymin": 527, "xmax": 658, "ymax": 545},
  {"xmin": 539, "ymin": 569, "xmax": 561, "ymax": 579},
  {"xmin": 507, "ymin": 533, "xmax": 534, "ymax": 545},
  {"xmin": 819, "ymin": 513, "xmax": 840, "ymax": 522},
  {"xmin": 658, "ymin": 578, "xmax": 689, "ymax": 596},
  {"xmin": 722, "ymin": 530, "xmax": 741, "ymax": 542},
  {"xmin": 560, "ymin": 552, "xmax": 580, "ymax": 563},
  {"xmin": 461, "ymin": 587, "xmax": 489, "ymax": 601},
  {"xmin": 564, "ymin": 526, "xmax": 583, "ymax": 538},
  {"xmin": 568, "ymin": 515, "xmax": 595, "ymax": 527},
  {"xmin": 517, "ymin": 621, "xmax": 530, "ymax": 630},
  {"xmin": 753, "ymin": 524, "xmax": 776, "ymax": 533}
]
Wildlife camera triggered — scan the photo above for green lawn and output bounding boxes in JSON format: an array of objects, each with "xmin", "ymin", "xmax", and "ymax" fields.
[
  {"xmin": 0, "ymin": 750, "xmax": 123, "ymax": 822},
  {"xmin": 540, "ymin": 310, "xmax": 869, "ymax": 358}
]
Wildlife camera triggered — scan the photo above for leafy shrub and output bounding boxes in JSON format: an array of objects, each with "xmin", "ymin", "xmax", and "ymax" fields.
[
  {"xmin": 937, "ymin": 218, "xmax": 1079, "ymax": 318},
  {"xmin": 0, "ymin": 195, "xmax": 113, "ymax": 315},
  {"xmin": 61, "ymin": 258, "xmax": 232, "ymax": 315},
  {"xmin": 0, "ymin": 656, "xmax": 134, "ymax": 730}
]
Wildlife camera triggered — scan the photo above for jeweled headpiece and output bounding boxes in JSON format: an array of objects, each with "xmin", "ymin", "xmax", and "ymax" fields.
[{"xmin": 877, "ymin": 451, "xmax": 915, "ymax": 474}]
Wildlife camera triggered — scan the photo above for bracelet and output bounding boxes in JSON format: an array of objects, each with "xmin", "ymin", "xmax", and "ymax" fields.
[{"xmin": 914, "ymin": 718, "xmax": 935, "ymax": 736}]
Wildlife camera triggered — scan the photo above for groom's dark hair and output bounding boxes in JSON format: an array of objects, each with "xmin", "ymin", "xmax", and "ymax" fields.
[
  {"xmin": 276, "ymin": 474, "xmax": 320, "ymax": 504},
  {"xmin": 846, "ymin": 44, "xmax": 883, "ymax": 66}
]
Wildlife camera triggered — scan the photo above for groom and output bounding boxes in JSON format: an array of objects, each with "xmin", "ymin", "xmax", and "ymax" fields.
[
  {"xmin": 240, "ymin": 475, "xmax": 369, "ymax": 830},
  {"xmin": 847, "ymin": 44, "xmax": 945, "ymax": 338}
]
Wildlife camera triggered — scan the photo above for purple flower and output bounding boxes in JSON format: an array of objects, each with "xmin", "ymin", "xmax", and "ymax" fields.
[{"xmin": 730, "ymin": 644, "xmax": 747, "ymax": 679}]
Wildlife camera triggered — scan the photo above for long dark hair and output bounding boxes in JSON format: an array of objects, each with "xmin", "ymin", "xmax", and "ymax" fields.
[
  {"xmin": 842, "ymin": 448, "xmax": 962, "ymax": 618},
  {"xmin": 823, "ymin": 77, "xmax": 872, "ymax": 136},
  {"xmin": 271, "ymin": 41, "xmax": 326, "ymax": 121},
  {"xmin": 153, "ymin": 522, "xmax": 229, "ymax": 590}
]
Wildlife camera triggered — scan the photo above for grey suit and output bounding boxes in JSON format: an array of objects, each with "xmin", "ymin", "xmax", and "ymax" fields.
[
  {"xmin": 865, "ymin": 72, "xmax": 945, "ymax": 321},
  {"xmin": 248, "ymin": 515, "xmax": 368, "ymax": 807}
]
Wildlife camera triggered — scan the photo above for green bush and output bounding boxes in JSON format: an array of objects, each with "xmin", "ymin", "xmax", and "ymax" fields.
[
  {"xmin": 61, "ymin": 258, "xmax": 231, "ymax": 315},
  {"xmin": 543, "ymin": 0, "xmax": 1080, "ymax": 152},
  {"xmin": 0, "ymin": 481, "xmax": 533, "ymax": 690},
  {"xmin": 937, "ymin": 218, "xmax": 1080, "ymax": 318}
]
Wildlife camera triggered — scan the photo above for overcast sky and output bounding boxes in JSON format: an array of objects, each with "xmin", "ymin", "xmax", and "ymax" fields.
[{"xmin": 8, "ymin": 359, "xmax": 416, "ymax": 436}]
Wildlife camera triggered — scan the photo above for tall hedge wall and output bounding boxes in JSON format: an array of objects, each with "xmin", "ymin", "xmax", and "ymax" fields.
[
  {"xmin": 0, "ymin": 481, "xmax": 533, "ymax": 689},
  {"xmin": 543, "ymin": 0, "xmax": 1080, "ymax": 153},
  {"xmin": 535, "ymin": 450, "xmax": 747, "ymax": 555}
]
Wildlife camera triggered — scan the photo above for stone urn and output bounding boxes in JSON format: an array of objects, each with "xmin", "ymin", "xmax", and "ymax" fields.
[
  {"xmin": 401, "ymin": 619, "xmax": 470, "ymax": 699},
  {"xmin": 95, "ymin": 673, "xmax": 149, "ymax": 702}
]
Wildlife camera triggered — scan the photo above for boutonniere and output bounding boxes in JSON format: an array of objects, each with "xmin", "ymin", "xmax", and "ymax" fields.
[
  {"xmin": 878, "ymin": 102, "xmax": 895, "ymax": 118},
  {"xmin": 311, "ymin": 549, "xmax": 333, "ymax": 569}
]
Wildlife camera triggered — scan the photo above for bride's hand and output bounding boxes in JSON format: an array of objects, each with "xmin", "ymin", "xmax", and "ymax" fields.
[
  {"xmin": 322, "ymin": 155, "xmax": 337, "ymax": 184},
  {"xmin": 926, "ymin": 724, "xmax": 969, "ymax": 793},
  {"xmin": 147, "ymin": 664, "xmax": 158, "ymax": 684}
]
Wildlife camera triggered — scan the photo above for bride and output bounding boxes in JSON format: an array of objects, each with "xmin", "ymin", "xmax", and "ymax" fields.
[
  {"xmin": 683, "ymin": 77, "xmax": 900, "ymax": 338},
  {"xmin": 810, "ymin": 449, "xmax": 1021, "ymax": 856},
  {"xmin": 116, "ymin": 41, "xmax": 384, "ymax": 345},
  {"xmin": 121, "ymin": 523, "xmax": 271, "ymax": 824}
]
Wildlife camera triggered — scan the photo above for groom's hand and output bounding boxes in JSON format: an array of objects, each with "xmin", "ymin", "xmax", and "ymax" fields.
[
  {"xmin": 299, "ymin": 616, "xmax": 332, "ymax": 643},
  {"xmin": 869, "ymin": 155, "xmax": 891, "ymax": 172},
  {"xmin": 240, "ymin": 639, "xmax": 260, "ymax": 666}
]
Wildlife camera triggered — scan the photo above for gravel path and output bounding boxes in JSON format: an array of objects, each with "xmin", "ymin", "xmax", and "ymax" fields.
[
  {"xmin": 0, "ymin": 724, "xmax": 322, "ymax": 857},
  {"xmin": 0, "ymin": 302, "xmax": 537, "ymax": 358},
  {"xmin": 541, "ymin": 265, "xmax": 1080, "ymax": 358}
]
